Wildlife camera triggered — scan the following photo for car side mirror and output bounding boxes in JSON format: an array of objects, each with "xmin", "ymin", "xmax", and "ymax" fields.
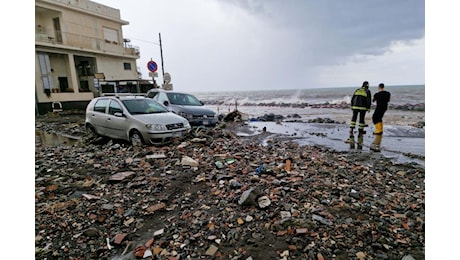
[
  {"xmin": 200, "ymin": 101, "xmax": 204, "ymax": 105},
  {"xmin": 114, "ymin": 112, "xmax": 124, "ymax": 117},
  {"xmin": 163, "ymin": 101, "xmax": 169, "ymax": 106}
]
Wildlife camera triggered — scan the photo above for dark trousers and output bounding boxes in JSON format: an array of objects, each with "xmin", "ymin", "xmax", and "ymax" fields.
[
  {"xmin": 350, "ymin": 109, "xmax": 367, "ymax": 129},
  {"xmin": 372, "ymin": 109, "xmax": 387, "ymax": 124}
]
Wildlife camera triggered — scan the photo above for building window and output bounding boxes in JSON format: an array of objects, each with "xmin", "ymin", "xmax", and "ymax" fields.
[
  {"xmin": 103, "ymin": 27, "xmax": 119, "ymax": 44},
  {"xmin": 123, "ymin": 62, "xmax": 132, "ymax": 70},
  {"xmin": 77, "ymin": 61, "xmax": 94, "ymax": 76},
  {"xmin": 37, "ymin": 53, "xmax": 54, "ymax": 91}
]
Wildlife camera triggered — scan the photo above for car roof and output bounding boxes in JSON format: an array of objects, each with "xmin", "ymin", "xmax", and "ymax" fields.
[
  {"xmin": 147, "ymin": 89, "xmax": 190, "ymax": 95},
  {"xmin": 99, "ymin": 94, "xmax": 148, "ymax": 100}
]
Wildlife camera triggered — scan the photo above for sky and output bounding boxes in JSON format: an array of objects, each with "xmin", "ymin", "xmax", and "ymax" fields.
[{"xmin": 94, "ymin": 0, "xmax": 425, "ymax": 93}]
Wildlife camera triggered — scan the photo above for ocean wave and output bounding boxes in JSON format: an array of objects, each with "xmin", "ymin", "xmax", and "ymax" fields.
[{"xmin": 203, "ymin": 99, "xmax": 425, "ymax": 111}]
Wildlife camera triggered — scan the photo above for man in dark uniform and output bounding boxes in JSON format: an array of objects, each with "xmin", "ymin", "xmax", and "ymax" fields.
[
  {"xmin": 349, "ymin": 81, "xmax": 372, "ymax": 135},
  {"xmin": 372, "ymin": 83, "xmax": 391, "ymax": 135}
]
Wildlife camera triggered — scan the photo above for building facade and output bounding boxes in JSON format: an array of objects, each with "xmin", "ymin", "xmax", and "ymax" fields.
[{"xmin": 35, "ymin": 0, "xmax": 152, "ymax": 114}]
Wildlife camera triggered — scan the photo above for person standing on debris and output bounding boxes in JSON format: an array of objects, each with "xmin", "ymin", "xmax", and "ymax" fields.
[
  {"xmin": 349, "ymin": 81, "xmax": 372, "ymax": 135},
  {"xmin": 372, "ymin": 83, "xmax": 391, "ymax": 135}
]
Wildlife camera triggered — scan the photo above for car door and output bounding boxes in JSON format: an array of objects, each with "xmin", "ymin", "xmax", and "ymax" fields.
[
  {"xmin": 105, "ymin": 99, "xmax": 129, "ymax": 140},
  {"xmin": 89, "ymin": 98, "xmax": 110, "ymax": 135}
]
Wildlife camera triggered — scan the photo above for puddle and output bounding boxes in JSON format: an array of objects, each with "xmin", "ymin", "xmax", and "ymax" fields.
[{"xmin": 35, "ymin": 130, "xmax": 81, "ymax": 146}]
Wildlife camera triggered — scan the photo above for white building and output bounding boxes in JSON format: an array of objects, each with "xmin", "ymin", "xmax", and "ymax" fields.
[{"xmin": 35, "ymin": 0, "xmax": 151, "ymax": 114}]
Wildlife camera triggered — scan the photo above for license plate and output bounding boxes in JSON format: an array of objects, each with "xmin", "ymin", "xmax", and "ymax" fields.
[
  {"xmin": 172, "ymin": 131, "xmax": 183, "ymax": 137},
  {"xmin": 202, "ymin": 120, "xmax": 209, "ymax": 125}
]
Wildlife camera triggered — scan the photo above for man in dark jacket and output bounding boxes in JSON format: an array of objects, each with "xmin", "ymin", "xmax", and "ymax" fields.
[
  {"xmin": 349, "ymin": 81, "xmax": 372, "ymax": 135},
  {"xmin": 372, "ymin": 83, "xmax": 391, "ymax": 135}
]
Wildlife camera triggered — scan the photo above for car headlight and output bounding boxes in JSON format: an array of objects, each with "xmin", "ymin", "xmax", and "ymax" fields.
[
  {"xmin": 146, "ymin": 124, "xmax": 167, "ymax": 131},
  {"xmin": 183, "ymin": 120, "xmax": 191, "ymax": 128},
  {"xmin": 179, "ymin": 112, "xmax": 193, "ymax": 119}
]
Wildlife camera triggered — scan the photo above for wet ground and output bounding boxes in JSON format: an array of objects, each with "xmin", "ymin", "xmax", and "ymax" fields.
[
  {"xmin": 237, "ymin": 122, "xmax": 425, "ymax": 167},
  {"xmin": 35, "ymin": 113, "xmax": 425, "ymax": 167},
  {"xmin": 35, "ymin": 129, "xmax": 81, "ymax": 146}
]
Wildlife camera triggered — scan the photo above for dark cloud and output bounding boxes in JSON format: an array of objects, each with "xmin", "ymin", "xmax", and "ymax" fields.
[{"xmin": 224, "ymin": 1, "xmax": 424, "ymax": 61}]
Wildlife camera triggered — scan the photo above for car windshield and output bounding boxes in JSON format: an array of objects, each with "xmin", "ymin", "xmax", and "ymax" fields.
[
  {"xmin": 166, "ymin": 93, "xmax": 202, "ymax": 106},
  {"xmin": 122, "ymin": 99, "xmax": 168, "ymax": 114}
]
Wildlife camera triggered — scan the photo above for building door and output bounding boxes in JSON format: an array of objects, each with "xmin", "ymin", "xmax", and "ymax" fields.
[
  {"xmin": 58, "ymin": 77, "xmax": 68, "ymax": 92},
  {"xmin": 53, "ymin": 17, "xmax": 62, "ymax": 43}
]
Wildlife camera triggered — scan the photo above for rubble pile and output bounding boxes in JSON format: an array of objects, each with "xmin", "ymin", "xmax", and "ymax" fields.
[{"xmin": 35, "ymin": 114, "xmax": 424, "ymax": 259}]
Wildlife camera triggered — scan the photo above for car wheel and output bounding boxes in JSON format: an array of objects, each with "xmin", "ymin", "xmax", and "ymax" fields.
[
  {"xmin": 86, "ymin": 124, "xmax": 99, "ymax": 138},
  {"xmin": 130, "ymin": 130, "xmax": 144, "ymax": 146}
]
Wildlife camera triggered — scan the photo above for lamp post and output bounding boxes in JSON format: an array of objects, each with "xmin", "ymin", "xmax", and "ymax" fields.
[
  {"xmin": 159, "ymin": 33, "xmax": 165, "ymax": 86},
  {"xmin": 147, "ymin": 33, "xmax": 168, "ymax": 89}
]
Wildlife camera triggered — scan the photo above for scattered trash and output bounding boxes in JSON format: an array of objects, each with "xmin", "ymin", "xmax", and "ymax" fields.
[{"xmin": 35, "ymin": 113, "xmax": 425, "ymax": 259}]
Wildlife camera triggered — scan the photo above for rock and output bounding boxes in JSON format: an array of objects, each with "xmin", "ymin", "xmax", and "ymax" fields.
[
  {"xmin": 113, "ymin": 233, "xmax": 127, "ymax": 245},
  {"xmin": 109, "ymin": 171, "xmax": 135, "ymax": 181},
  {"xmin": 83, "ymin": 227, "xmax": 99, "ymax": 237},
  {"xmin": 312, "ymin": 214, "xmax": 333, "ymax": 226},
  {"xmin": 134, "ymin": 245, "xmax": 146, "ymax": 258},
  {"xmin": 181, "ymin": 156, "xmax": 199, "ymax": 167},
  {"xmin": 238, "ymin": 187, "xmax": 263, "ymax": 206},
  {"xmin": 205, "ymin": 244, "xmax": 219, "ymax": 256},
  {"xmin": 258, "ymin": 195, "xmax": 271, "ymax": 208}
]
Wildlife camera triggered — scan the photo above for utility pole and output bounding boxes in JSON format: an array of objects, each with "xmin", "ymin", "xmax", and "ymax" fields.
[{"xmin": 159, "ymin": 33, "xmax": 165, "ymax": 85}]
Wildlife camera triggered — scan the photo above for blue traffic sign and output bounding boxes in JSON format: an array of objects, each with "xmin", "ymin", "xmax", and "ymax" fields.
[{"xmin": 147, "ymin": 60, "xmax": 158, "ymax": 73}]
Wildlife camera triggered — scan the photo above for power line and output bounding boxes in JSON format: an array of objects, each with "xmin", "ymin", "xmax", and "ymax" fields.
[{"xmin": 125, "ymin": 37, "xmax": 160, "ymax": 46}]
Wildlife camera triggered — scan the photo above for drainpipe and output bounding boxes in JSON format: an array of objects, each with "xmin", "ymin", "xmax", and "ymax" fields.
[{"xmin": 35, "ymin": 88, "xmax": 40, "ymax": 116}]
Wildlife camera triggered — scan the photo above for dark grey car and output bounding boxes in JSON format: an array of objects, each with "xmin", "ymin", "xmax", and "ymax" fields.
[{"xmin": 146, "ymin": 89, "xmax": 218, "ymax": 127}]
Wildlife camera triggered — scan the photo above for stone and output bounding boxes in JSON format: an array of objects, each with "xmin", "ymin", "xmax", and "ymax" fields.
[{"xmin": 205, "ymin": 244, "xmax": 219, "ymax": 256}]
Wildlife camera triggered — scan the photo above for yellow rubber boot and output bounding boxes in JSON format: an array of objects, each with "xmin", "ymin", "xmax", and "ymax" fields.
[
  {"xmin": 371, "ymin": 135, "xmax": 383, "ymax": 152},
  {"xmin": 373, "ymin": 122, "xmax": 383, "ymax": 135}
]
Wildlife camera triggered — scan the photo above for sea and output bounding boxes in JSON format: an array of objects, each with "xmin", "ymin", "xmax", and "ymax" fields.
[
  {"xmin": 193, "ymin": 84, "xmax": 424, "ymax": 107},
  {"xmin": 192, "ymin": 84, "xmax": 426, "ymax": 166},
  {"xmin": 192, "ymin": 84, "xmax": 425, "ymax": 125}
]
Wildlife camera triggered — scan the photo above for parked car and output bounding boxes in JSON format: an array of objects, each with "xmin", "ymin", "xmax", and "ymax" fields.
[
  {"xmin": 85, "ymin": 95, "xmax": 191, "ymax": 145},
  {"xmin": 146, "ymin": 89, "xmax": 218, "ymax": 127}
]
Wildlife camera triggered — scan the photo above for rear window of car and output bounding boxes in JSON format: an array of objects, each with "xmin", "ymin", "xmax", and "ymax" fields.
[
  {"xmin": 94, "ymin": 99, "xmax": 109, "ymax": 113},
  {"xmin": 166, "ymin": 93, "xmax": 202, "ymax": 106}
]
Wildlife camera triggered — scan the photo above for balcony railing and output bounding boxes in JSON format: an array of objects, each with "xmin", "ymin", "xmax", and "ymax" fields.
[{"xmin": 35, "ymin": 31, "xmax": 140, "ymax": 58}]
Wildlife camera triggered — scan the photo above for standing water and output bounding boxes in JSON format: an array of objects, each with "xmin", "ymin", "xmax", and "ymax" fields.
[{"xmin": 35, "ymin": 130, "xmax": 81, "ymax": 146}]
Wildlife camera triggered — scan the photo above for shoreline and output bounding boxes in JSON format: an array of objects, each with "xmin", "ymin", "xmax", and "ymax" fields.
[
  {"xmin": 35, "ymin": 108, "xmax": 425, "ymax": 167},
  {"xmin": 230, "ymin": 120, "xmax": 425, "ymax": 167},
  {"xmin": 209, "ymin": 105, "xmax": 425, "ymax": 127}
]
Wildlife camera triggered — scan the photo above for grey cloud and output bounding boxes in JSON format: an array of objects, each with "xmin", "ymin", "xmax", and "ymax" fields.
[{"xmin": 222, "ymin": 0, "xmax": 424, "ymax": 62}]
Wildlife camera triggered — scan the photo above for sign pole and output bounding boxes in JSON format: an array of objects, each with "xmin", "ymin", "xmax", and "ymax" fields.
[
  {"xmin": 151, "ymin": 59, "xmax": 155, "ymax": 88},
  {"xmin": 147, "ymin": 59, "xmax": 159, "ymax": 88}
]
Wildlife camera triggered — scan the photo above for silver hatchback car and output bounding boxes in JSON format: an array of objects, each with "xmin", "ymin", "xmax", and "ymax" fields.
[
  {"xmin": 85, "ymin": 95, "xmax": 191, "ymax": 145},
  {"xmin": 146, "ymin": 89, "xmax": 218, "ymax": 127}
]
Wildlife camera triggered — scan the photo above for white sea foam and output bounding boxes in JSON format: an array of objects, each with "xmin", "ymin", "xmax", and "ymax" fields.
[{"xmin": 194, "ymin": 85, "xmax": 424, "ymax": 107}]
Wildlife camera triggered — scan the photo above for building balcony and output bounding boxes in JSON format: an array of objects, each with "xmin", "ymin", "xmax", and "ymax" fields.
[{"xmin": 35, "ymin": 32, "xmax": 140, "ymax": 58}]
